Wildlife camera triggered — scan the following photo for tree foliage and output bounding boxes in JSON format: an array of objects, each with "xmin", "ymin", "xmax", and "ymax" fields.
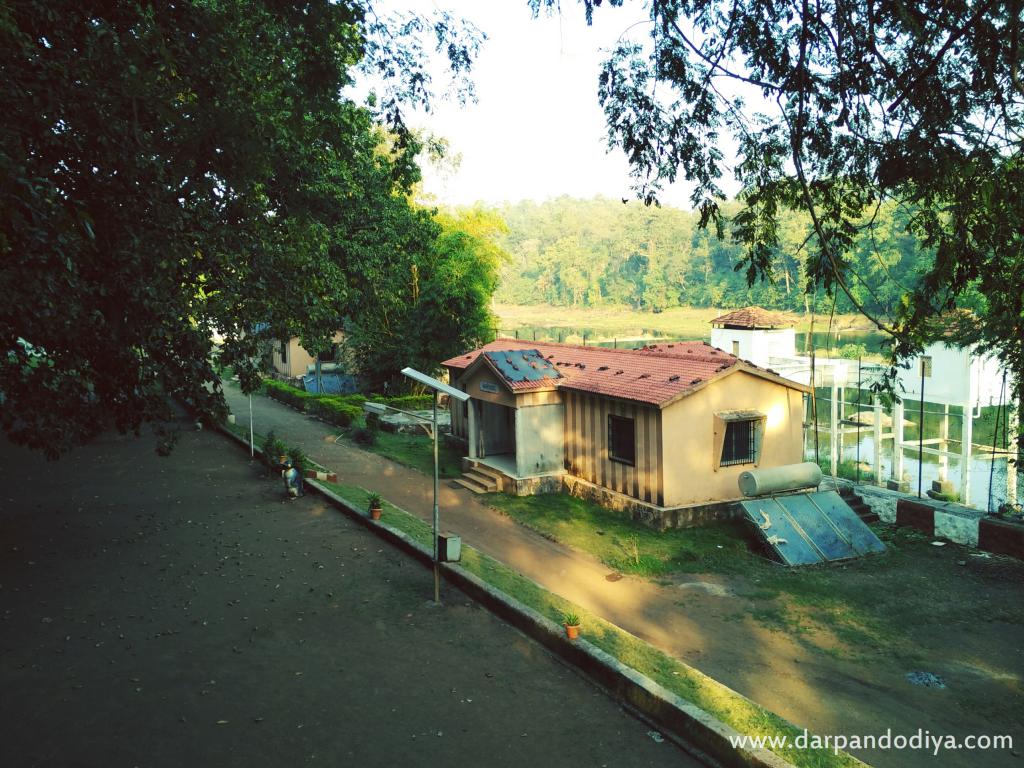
[
  {"xmin": 345, "ymin": 205, "xmax": 505, "ymax": 392},
  {"xmin": 0, "ymin": 1, "xmax": 483, "ymax": 455},
  {"xmin": 493, "ymin": 195, "xmax": 943, "ymax": 317},
  {"xmin": 536, "ymin": 0, "xmax": 1023, "ymax": 393}
]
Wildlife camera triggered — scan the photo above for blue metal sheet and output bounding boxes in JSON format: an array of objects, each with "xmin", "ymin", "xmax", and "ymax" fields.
[
  {"xmin": 739, "ymin": 498, "xmax": 823, "ymax": 566},
  {"xmin": 740, "ymin": 491, "xmax": 885, "ymax": 566},
  {"xmin": 810, "ymin": 491, "xmax": 886, "ymax": 555},
  {"xmin": 484, "ymin": 349, "xmax": 561, "ymax": 384},
  {"xmin": 302, "ymin": 373, "xmax": 357, "ymax": 395},
  {"xmin": 777, "ymin": 493, "xmax": 857, "ymax": 560}
]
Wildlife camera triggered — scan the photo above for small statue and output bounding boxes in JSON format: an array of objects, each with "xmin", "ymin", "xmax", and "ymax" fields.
[{"xmin": 281, "ymin": 458, "xmax": 305, "ymax": 498}]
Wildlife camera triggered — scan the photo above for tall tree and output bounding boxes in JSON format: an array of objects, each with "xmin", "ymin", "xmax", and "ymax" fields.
[
  {"xmin": 345, "ymin": 205, "xmax": 505, "ymax": 391},
  {"xmin": 0, "ymin": 1, "xmax": 481, "ymax": 455},
  {"xmin": 533, "ymin": 0, "xmax": 1023, "ymax": 393}
]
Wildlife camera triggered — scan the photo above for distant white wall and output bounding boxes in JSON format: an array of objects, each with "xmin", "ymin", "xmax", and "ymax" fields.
[
  {"xmin": 710, "ymin": 327, "xmax": 796, "ymax": 368},
  {"xmin": 895, "ymin": 341, "xmax": 1009, "ymax": 408}
]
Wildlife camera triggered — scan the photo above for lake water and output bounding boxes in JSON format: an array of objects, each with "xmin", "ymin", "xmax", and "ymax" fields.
[
  {"xmin": 807, "ymin": 389, "xmax": 1021, "ymax": 511},
  {"xmin": 498, "ymin": 325, "xmax": 888, "ymax": 355}
]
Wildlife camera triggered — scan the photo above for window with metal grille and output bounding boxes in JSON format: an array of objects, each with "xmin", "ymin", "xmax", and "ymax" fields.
[
  {"xmin": 720, "ymin": 419, "xmax": 756, "ymax": 466},
  {"xmin": 608, "ymin": 414, "xmax": 636, "ymax": 465}
]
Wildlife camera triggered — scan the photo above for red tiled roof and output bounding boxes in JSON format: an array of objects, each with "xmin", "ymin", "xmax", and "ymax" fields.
[
  {"xmin": 441, "ymin": 338, "xmax": 805, "ymax": 406},
  {"xmin": 924, "ymin": 308, "xmax": 982, "ymax": 344},
  {"xmin": 711, "ymin": 306, "xmax": 793, "ymax": 329}
]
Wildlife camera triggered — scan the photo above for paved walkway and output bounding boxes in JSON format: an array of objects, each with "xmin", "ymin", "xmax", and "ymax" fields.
[{"xmin": 222, "ymin": 385, "xmax": 1020, "ymax": 768}]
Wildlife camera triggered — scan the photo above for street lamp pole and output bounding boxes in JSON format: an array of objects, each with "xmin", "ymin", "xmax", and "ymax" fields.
[
  {"xmin": 390, "ymin": 367, "xmax": 470, "ymax": 605},
  {"xmin": 432, "ymin": 389, "xmax": 440, "ymax": 603}
]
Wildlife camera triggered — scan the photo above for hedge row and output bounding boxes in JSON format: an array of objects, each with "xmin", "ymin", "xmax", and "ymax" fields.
[
  {"xmin": 306, "ymin": 397, "xmax": 364, "ymax": 428},
  {"xmin": 262, "ymin": 378, "xmax": 319, "ymax": 409},
  {"xmin": 261, "ymin": 379, "xmax": 435, "ymax": 429}
]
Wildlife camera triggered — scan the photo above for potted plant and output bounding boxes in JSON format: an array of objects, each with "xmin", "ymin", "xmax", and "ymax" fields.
[
  {"xmin": 367, "ymin": 492, "xmax": 383, "ymax": 521},
  {"xmin": 287, "ymin": 446, "xmax": 308, "ymax": 475},
  {"xmin": 261, "ymin": 431, "xmax": 287, "ymax": 470},
  {"xmin": 562, "ymin": 611, "xmax": 581, "ymax": 640}
]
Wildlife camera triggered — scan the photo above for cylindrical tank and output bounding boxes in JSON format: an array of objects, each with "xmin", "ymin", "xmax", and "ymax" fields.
[{"xmin": 738, "ymin": 462, "xmax": 823, "ymax": 497}]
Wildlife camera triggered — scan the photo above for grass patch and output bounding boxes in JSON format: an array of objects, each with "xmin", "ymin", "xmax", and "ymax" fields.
[
  {"xmin": 485, "ymin": 492, "xmax": 928, "ymax": 657},
  {"xmin": 342, "ymin": 428, "xmax": 463, "ymax": 479},
  {"xmin": 327, "ymin": 482, "xmax": 434, "ymax": 544},
  {"xmin": 320, "ymin": 479, "xmax": 859, "ymax": 768},
  {"xmin": 487, "ymin": 492, "xmax": 753, "ymax": 577}
]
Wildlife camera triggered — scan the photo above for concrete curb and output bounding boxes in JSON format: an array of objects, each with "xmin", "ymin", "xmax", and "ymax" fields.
[
  {"xmin": 835, "ymin": 480, "xmax": 1024, "ymax": 561},
  {"xmin": 304, "ymin": 469, "xmax": 338, "ymax": 483},
  {"xmin": 217, "ymin": 424, "xmax": 861, "ymax": 768},
  {"xmin": 895, "ymin": 499, "xmax": 1024, "ymax": 560}
]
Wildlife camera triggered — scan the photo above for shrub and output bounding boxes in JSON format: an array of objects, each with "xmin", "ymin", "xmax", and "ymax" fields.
[
  {"xmin": 287, "ymin": 446, "xmax": 308, "ymax": 474},
  {"xmin": 261, "ymin": 430, "xmax": 287, "ymax": 467},
  {"xmin": 306, "ymin": 397, "xmax": 362, "ymax": 428},
  {"xmin": 352, "ymin": 426, "xmax": 377, "ymax": 446},
  {"xmin": 262, "ymin": 378, "xmax": 317, "ymax": 410},
  {"xmin": 838, "ymin": 343, "xmax": 868, "ymax": 360}
]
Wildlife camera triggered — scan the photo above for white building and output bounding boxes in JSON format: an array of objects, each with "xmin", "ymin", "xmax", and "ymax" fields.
[{"xmin": 710, "ymin": 307, "xmax": 796, "ymax": 368}]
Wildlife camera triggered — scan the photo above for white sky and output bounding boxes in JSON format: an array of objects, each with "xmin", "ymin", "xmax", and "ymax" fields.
[{"xmin": 368, "ymin": 0, "xmax": 724, "ymax": 209}]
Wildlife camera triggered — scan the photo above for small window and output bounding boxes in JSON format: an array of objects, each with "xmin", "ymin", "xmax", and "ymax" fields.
[
  {"xmin": 608, "ymin": 415, "xmax": 636, "ymax": 465},
  {"xmin": 732, "ymin": 340, "xmax": 740, "ymax": 356},
  {"xmin": 920, "ymin": 355, "xmax": 932, "ymax": 378},
  {"xmin": 720, "ymin": 419, "xmax": 757, "ymax": 466},
  {"xmin": 279, "ymin": 341, "xmax": 288, "ymax": 363}
]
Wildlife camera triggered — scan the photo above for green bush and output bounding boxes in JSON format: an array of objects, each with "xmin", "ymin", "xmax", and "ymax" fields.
[
  {"xmin": 352, "ymin": 426, "xmax": 377, "ymax": 446},
  {"xmin": 261, "ymin": 430, "xmax": 287, "ymax": 467},
  {"xmin": 837, "ymin": 343, "xmax": 868, "ymax": 360},
  {"xmin": 287, "ymin": 445, "xmax": 308, "ymax": 474},
  {"xmin": 306, "ymin": 397, "xmax": 363, "ymax": 428},
  {"xmin": 262, "ymin": 378, "xmax": 317, "ymax": 410}
]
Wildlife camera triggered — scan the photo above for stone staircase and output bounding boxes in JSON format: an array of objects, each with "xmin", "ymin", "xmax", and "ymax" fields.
[
  {"xmin": 838, "ymin": 485, "xmax": 880, "ymax": 524},
  {"xmin": 454, "ymin": 463, "xmax": 505, "ymax": 494}
]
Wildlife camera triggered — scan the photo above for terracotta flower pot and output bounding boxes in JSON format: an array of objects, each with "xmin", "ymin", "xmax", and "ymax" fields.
[
  {"xmin": 370, "ymin": 507, "xmax": 382, "ymax": 521},
  {"xmin": 564, "ymin": 623, "xmax": 580, "ymax": 640}
]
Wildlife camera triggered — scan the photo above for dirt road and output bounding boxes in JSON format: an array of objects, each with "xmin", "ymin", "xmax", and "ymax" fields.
[{"xmin": 0, "ymin": 425, "xmax": 697, "ymax": 768}]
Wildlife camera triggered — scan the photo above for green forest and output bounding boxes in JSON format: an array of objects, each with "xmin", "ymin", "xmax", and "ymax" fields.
[{"xmin": 490, "ymin": 196, "xmax": 974, "ymax": 317}]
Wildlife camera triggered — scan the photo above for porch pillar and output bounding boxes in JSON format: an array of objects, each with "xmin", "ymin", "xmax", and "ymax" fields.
[
  {"xmin": 514, "ymin": 407, "xmax": 525, "ymax": 478},
  {"xmin": 467, "ymin": 399, "xmax": 478, "ymax": 460}
]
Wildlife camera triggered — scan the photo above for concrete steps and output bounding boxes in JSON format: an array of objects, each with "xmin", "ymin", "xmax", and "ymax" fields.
[
  {"xmin": 454, "ymin": 464, "xmax": 503, "ymax": 494},
  {"xmin": 838, "ymin": 485, "xmax": 880, "ymax": 524}
]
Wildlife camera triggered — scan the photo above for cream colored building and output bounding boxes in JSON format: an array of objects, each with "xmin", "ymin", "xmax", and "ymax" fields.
[
  {"xmin": 271, "ymin": 332, "xmax": 346, "ymax": 379},
  {"xmin": 442, "ymin": 339, "xmax": 809, "ymax": 513}
]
